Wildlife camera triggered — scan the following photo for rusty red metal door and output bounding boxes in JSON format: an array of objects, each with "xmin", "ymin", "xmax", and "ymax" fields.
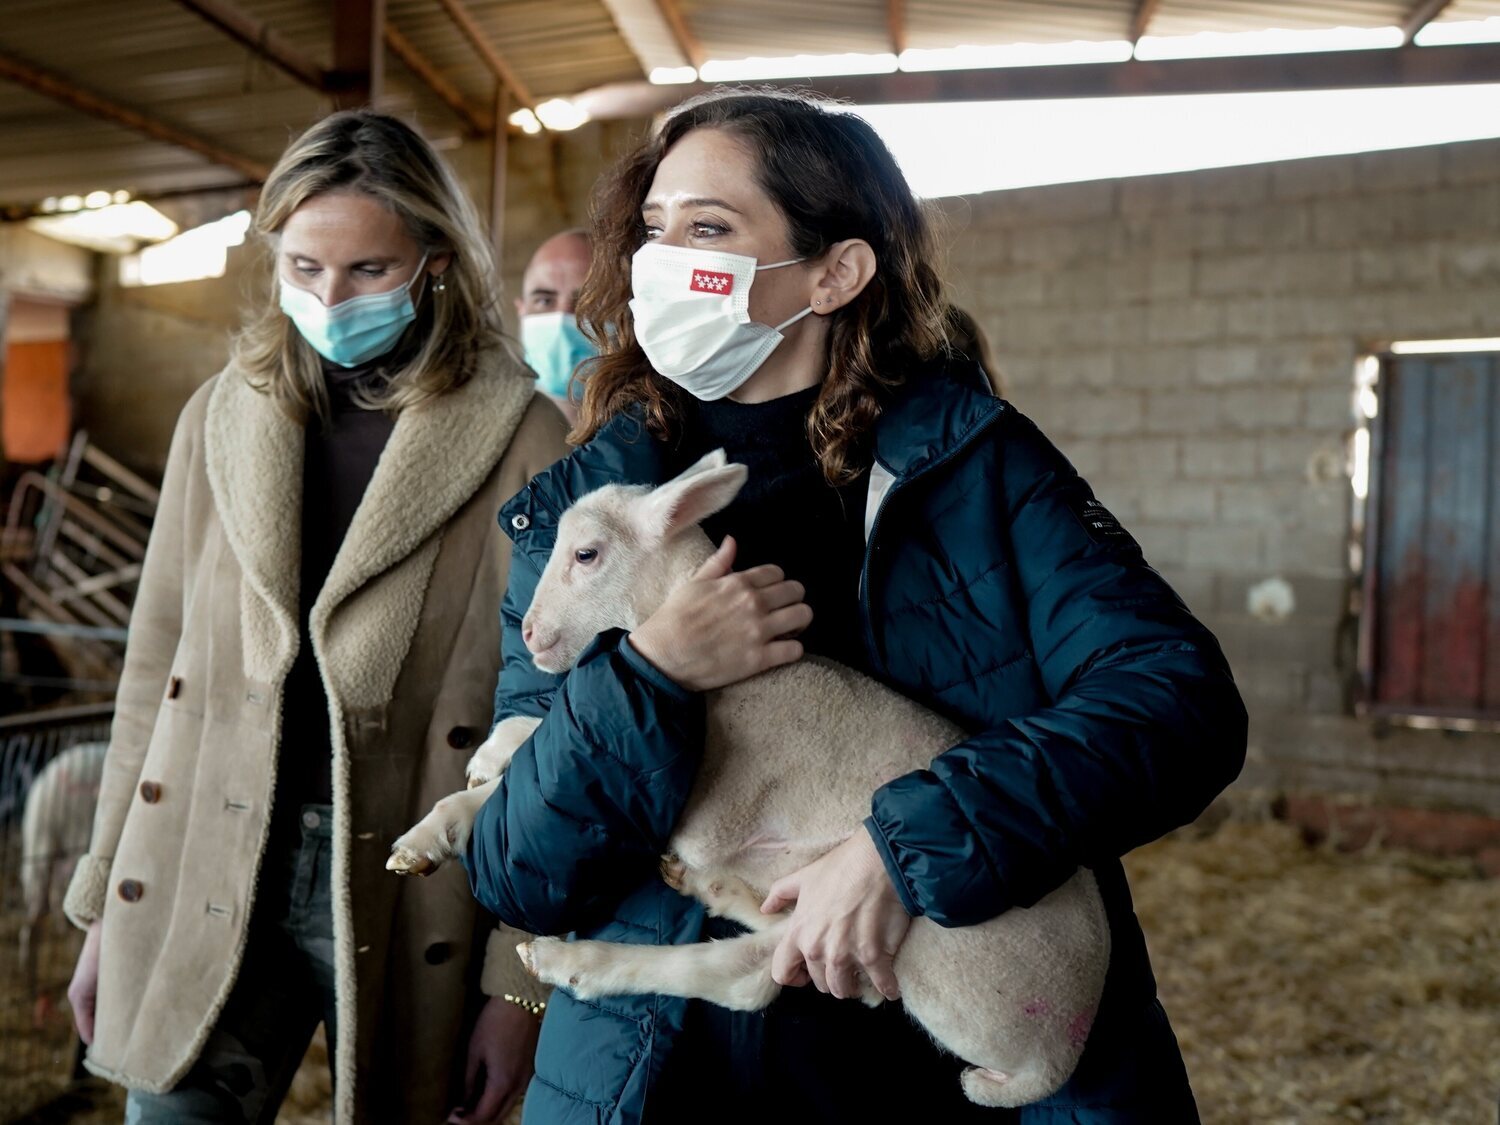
[{"xmin": 1364, "ymin": 352, "xmax": 1500, "ymax": 721}]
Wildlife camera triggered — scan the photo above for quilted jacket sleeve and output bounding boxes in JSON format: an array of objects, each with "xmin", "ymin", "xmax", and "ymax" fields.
[
  {"xmin": 866, "ymin": 410, "xmax": 1248, "ymax": 928},
  {"xmin": 464, "ymin": 539, "xmax": 707, "ymax": 936}
]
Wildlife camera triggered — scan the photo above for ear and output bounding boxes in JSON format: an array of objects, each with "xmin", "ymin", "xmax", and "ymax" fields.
[
  {"xmin": 635, "ymin": 453, "xmax": 748, "ymax": 541},
  {"xmin": 810, "ymin": 239, "xmax": 877, "ymax": 315},
  {"xmin": 676, "ymin": 449, "xmax": 729, "ymax": 480}
]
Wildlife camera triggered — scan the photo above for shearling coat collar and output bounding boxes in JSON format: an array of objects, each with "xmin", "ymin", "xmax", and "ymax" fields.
[{"xmin": 204, "ymin": 356, "xmax": 535, "ymax": 683}]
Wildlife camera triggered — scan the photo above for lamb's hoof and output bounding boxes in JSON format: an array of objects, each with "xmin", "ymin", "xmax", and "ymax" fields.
[
  {"xmin": 659, "ymin": 854, "xmax": 687, "ymax": 891},
  {"xmin": 466, "ymin": 773, "xmax": 491, "ymax": 790},
  {"xmin": 516, "ymin": 936, "xmax": 570, "ymax": 986},
  {"xmin": 386, "ymin": 847, "xmax": 435, "ymax": 876},
  {"xmin": 960, "ymin": 1067, "xmax": 1013, "ymax": 1108}
]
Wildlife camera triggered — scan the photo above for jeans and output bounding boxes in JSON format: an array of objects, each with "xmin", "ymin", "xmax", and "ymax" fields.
[{"xmin": 125, "ymin": 804, "xmax": 337, "ymax": 1124}]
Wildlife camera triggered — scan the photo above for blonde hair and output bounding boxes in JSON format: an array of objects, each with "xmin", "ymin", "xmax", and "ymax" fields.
[{"xmin": 234, "ymin": 110, "xmax": 507, "ymax": 419}]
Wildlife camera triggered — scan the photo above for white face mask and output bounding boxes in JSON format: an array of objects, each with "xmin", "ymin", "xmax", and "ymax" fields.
[{"xmin": 628, "ymin": 243, "xmax": 813, "ymax": 401}]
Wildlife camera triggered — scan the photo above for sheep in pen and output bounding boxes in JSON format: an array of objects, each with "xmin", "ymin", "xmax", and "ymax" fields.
[{"xmin": 0, "ymin": 719, "xmax": 109, "ymax": 1122}]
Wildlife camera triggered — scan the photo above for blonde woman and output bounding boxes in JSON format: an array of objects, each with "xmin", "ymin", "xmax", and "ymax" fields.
[{"xmin": 63, "ymin": 110, "xmax": 566, "ymax": 1124}]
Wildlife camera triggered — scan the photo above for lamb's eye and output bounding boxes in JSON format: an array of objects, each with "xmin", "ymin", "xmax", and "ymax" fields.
[{"xmin": 575, "ymin": 548, "xmax": 598, "ymax": 564}]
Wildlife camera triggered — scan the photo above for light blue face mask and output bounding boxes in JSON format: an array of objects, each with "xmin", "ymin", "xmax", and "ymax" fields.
[
  {"xmin": 279, "ymin": 253, "xmax": 428, "ymax": 368},
  {"xmin": 521, "ymin": 311, "xmax": 596, "ymax": 398}
]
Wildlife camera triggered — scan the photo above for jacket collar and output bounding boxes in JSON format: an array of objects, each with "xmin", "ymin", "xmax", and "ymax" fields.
[
  {"xmin": 869, "ymin": 353, "xmax": 1006, "ymax": 482},
  {"xmin": 206, "ymin": 351, "xmax": 536, "ymax": 631}
]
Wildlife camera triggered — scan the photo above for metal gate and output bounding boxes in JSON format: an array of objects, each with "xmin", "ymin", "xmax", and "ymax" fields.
[
  {"xmin": 1362, "ymin": 351, "xmax": 1500, "ymax": 722},
  {"xmin": 0, "ymin": 705, "xmax": 112, "ymax": 1122}
]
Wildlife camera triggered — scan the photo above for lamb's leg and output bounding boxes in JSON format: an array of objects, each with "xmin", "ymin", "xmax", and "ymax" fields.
[
  {"xmin": 660, "ymin": 857, "xmax": 780, "ymax": 932},
  {"xmin": 388, "ymin": 778, "xmax": 497, "ymax": 875},
  {"xmin": 517, "ymin": 932, "xmax": 783, "ymax": 1012},
  {"xmin": 465, "ymin": 715, "xmax": 541, "ymax": 787}
]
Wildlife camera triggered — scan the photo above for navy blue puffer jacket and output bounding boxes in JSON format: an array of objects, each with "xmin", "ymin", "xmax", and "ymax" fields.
[{"xmin": 464, "ymin": 358, "xmax": 1247, "ymax": 1124}]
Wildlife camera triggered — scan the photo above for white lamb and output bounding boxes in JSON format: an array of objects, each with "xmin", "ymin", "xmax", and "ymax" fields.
[
  {"xmin": 389, "ymin": 451, "xmax": 1110, "ymax": 1108},
  {"xmin": 20, "ymin": 740, "xmax": 107, "ymax": 1014}
]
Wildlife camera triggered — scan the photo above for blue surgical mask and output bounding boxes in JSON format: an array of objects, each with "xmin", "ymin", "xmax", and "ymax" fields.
[
  {"xmin": 279, "ymin": 253, "xmax": 428, "ymax": 368},
  {"xmin": 521, "ymin": 311, "xmax": 596, "ymax": 399}
]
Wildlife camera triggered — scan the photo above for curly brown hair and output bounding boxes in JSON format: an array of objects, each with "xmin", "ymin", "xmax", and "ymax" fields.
[{"xmin": 572, "ymin": 89, "xmax": 948, "ymax": 484}]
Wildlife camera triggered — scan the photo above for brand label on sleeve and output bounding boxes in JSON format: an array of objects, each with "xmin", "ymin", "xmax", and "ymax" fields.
[{"xmin": 1068, "ymin": 495, "xmax": 1137, "ymax": 546}]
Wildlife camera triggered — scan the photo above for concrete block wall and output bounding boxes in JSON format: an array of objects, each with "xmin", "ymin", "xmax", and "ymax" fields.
[{"xmin": 938, "ymin": 138, "xmax": 1500, "ymax": 815}]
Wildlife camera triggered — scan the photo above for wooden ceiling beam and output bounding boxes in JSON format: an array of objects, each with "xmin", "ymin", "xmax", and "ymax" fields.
[
  {"xmin": 574, "ymin": 41, "xmax": 1500, "ymax": 118},
  {"xmin": 888, "ymin": 0, "xmax": 907, "ymax": 57},
  {"xmin": 654, "ymin": 0, "xmax": 706, "ymax": 71},
  {"xmin": 434, "ymin": 0, "xmax": 536, "ymax": 112},
  {"xmin": 330, "ymin": 0, "xmax": 384, "ymax": 108},
  {"xmin": 171, "ymin": 0, "xmax": 327, "ymax": 91},
  {"xmin": 1130, "ymin": 0, "xmax": 1163, "ymax": 45},
  {"xmin": 385, "ymin": 24, "xmax": 493, "ymax": 134},
  {"xmin": 0, "ymin": 48, "xmax": 269, "ymax": 182},
  {"xmin": 1401, "ymin": 0, "xmax": 1455, "ymax": 45}
]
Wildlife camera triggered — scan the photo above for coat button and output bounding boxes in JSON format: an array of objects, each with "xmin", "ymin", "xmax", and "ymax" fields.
[
  {"xmin": 139, "ymin": 781, "xmax": 162, "ymax": 803},
  {"xmin": 510, "ymin": 514, "xmax": 530, "ymax": 531},
  {"xmin": 166, "ymin": 676, "xmax": 183, "ymax": 700},
  {"xmin": 424, "ymin": 941, "xmax": 451, "ymax": 965},
  {"xmin": 302, "ymin": 810, "xmax": 321, "ymax": 830},
  {"xmin": 117, "ymin": 879, "xmax": 144, "ymax": 903},
  {"xmin": 447, "ymin": 725, "xmax": 475, "ymax": 750}
]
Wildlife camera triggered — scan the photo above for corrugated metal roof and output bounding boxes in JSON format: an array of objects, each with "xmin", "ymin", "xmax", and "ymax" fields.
[{"xmin": 1, "ymin": 0, "xmax": 1494, "ymax": 210}]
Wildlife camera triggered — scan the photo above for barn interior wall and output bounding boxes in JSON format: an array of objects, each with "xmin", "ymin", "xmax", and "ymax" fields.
[{"xmin": 937, "ymin": 137, "xmax": 1500, "ymax": 816}]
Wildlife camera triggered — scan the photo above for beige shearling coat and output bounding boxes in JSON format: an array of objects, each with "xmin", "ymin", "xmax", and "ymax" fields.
[{"xmin": 63, "ymin": 351, "xmax": 567, "ymax": 1123}]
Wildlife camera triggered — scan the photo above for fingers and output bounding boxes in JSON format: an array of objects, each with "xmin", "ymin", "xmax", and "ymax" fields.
[
  {"xmin": 694, "ymin": 535, "xmax": 737, "ymax": 580},
  {"xmin": 739, "ymin": 562, "xmax": 787, "ymax": 588},
  {"xmin": 763, "ymin": 604, "xmax": 813, "ymax": 640},
  {"xmin": 759, "ymin": 639, "xmax": 804, "ymax": 671},
  {"xmin": 824, "ymin": 957, "xmax": 860, "ymax": 1000},
  {"xmin": 770, "ymin": 933, "xmax": 805, "ymax": 987},
  {"xmin": 864, "ymin": 950, "xmax": 902, "ymax": 1002},
  {"xmin": 805, "ymin": 956, "xmax": 831, "ymax": 995},
  {"xmin": 469, "ymin": 1074, "xmax": 513, "ymax": 1125},
  {"xmin": 762, "ymin": 875, "xmax": 798, "ymax": 915},
  {"xmin": 755, "ymin": 578, "xmax": 806, "ymax": 612}
]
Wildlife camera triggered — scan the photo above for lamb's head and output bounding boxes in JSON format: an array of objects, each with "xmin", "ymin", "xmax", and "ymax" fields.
[{"xmin": 521, "ymin": 449, "xmax": 748, "ymax": 673}]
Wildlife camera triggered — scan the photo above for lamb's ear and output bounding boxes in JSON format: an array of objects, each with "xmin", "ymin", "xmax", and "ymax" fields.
[
  {"xmin": 635, "ymin": 452, "xmax": 748, "ymax": 541},
  {"xmin": 674, "ymin": 448, "xmax": 729, "ymax": 480}
]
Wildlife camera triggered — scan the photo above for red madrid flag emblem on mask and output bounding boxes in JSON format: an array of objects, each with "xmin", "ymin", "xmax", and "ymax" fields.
[{"xmin": 689, "ymin": 269, "xmax": 734, "ymax": 294}]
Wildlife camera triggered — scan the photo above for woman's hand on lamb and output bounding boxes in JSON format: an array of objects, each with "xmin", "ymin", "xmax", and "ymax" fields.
[
  {"xmin": 629, "ymin": 535, "xmax": 812, "ymax": 691},
  {"xmin": 763, "ymin": 828, "xmax": 911, "ymax": 1003}
]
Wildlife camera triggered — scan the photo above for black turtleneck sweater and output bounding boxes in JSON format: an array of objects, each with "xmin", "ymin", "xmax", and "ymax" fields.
[
  {"xmin": 274, "ymin": 360, "xmax": 396, "ymax": 824},
  {"xmin": 676, "ymin": 385, "xmax": 870, "ymax": 673}
]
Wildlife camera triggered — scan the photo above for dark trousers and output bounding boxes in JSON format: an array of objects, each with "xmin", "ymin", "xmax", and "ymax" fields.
[{"xmin": 124, "ymin": 805, "xmax": 337, "ymax": 1125}]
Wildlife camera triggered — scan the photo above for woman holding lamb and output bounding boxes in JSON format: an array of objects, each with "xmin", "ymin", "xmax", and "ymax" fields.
[{"xmin": 463, "ymin": 89, "xmax": 1247, "ymax": 1124}]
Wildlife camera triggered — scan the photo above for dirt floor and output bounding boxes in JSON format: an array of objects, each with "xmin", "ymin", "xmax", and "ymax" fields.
[
  {"xmin": 1126, "ymin": 810, "xmax": 1500, "ymax": 1124},
  {"xmin": 5, "ymin": 811, "xmax": 1497, "ymax": 1124}
]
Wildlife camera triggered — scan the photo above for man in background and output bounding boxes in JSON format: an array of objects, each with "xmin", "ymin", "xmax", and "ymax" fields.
[{"xmin": 516, "ymin": 228, "xmax": 595, "ymax": 422}]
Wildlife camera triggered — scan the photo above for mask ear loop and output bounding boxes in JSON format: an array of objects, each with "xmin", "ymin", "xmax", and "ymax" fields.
[{"xmin": 772, "ymin": 305, "xmax": 816, "ymax": 333}]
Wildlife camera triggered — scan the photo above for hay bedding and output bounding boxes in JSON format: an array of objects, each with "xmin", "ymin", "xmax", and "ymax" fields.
[
  {"xmin": 1126, "ymin": 812, "xmax": 1500, "ymax": 1124},
  {"xmin": 16, "ymin": 816, "xmax": 1498, "ymax": 1125}
]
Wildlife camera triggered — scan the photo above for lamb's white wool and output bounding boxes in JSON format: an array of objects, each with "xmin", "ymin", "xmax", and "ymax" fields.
[
  {"xmin": 392, "ymin": 450, "xmax": 1111, "ymax": 1108},
  {"xmin": 21, "ymin": 742, "xmax": 106, "ymax": 999}
]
